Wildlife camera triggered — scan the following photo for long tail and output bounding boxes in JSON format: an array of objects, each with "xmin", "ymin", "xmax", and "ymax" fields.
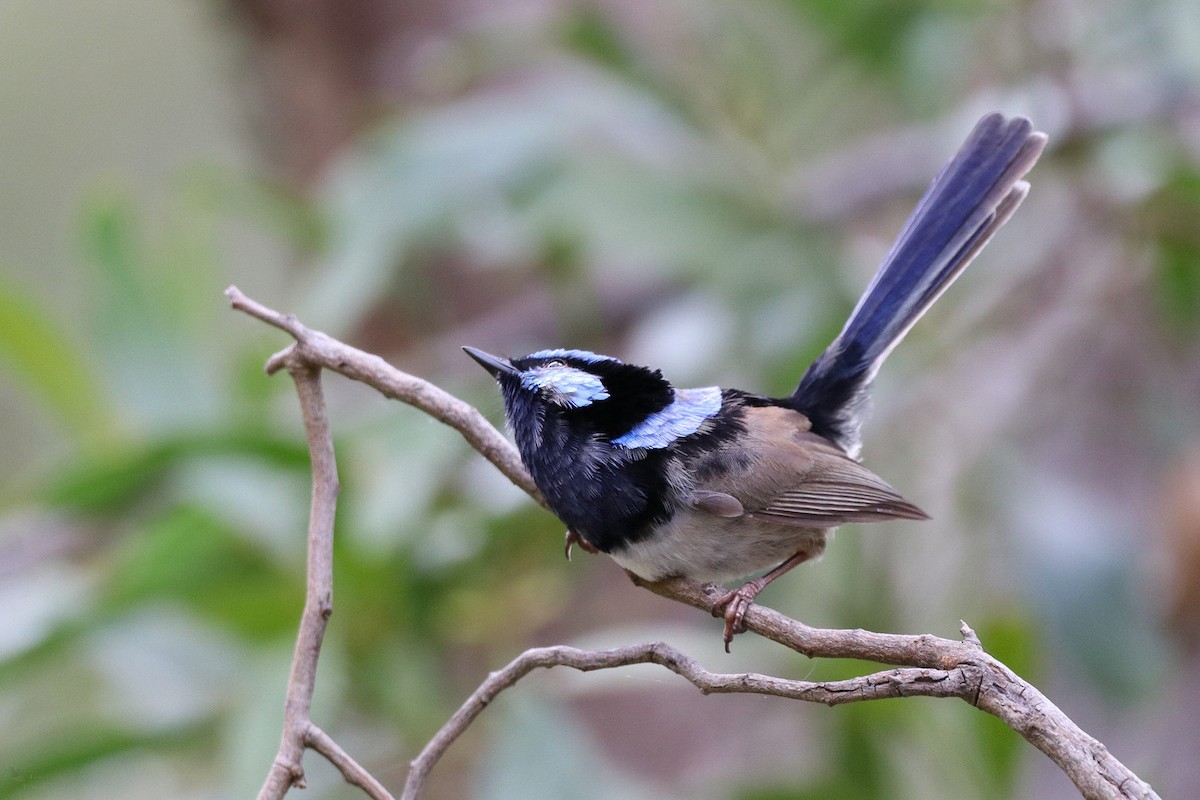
[{"xmin": 788, "ymin": 113, "xmax": 1048, "ymax": 457}]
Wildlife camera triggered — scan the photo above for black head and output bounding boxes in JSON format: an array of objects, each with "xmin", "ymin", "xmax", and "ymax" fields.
[
  {"xmin": 463, "ymin": 346, "xmax": 675, "ymax": 440},
  {"xmin": 464, "ymin": 346, "xmax": 686, "ymax": 552}
]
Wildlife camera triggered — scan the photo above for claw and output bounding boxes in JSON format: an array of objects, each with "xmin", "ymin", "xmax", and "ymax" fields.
[
  {"xmin": 715, "ymin": 586, "xmax": 759, "ymax": 653},
  {"xmin": 710, "ymin": 554, "xmax": 816, "ymax": 652},
  {"xmin": 711, "ymin": 550, "xmax": 813, "ymax": 652},
  {"xmin": 564, "ymin": 530, "xmax": 597, "ymax": 560}
]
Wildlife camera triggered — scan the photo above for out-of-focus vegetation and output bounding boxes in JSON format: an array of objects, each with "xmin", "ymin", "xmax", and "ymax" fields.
[{"xmin": 1, "ymin": 1, "xmax": 1199, "ymax": 798}]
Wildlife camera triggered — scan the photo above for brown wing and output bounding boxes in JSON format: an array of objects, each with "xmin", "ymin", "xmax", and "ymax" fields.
[{"xmin": 688, "ymin": 405, "xmax": 928, "ymax": 527}]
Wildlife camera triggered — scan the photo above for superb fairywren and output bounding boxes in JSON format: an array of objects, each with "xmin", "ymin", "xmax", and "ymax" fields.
[{"xmin": 466, "ymin": 113, "xmax": 1047, "ymax": 649}]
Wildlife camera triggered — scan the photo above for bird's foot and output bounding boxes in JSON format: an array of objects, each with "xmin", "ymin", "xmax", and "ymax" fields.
[
  {"xmin": 564, "ymin": 530, "xmax": 598, "ymax": 560},
  {"xmin": 714, "ymin": 579, "xmax": 767, "ymax": 653}
]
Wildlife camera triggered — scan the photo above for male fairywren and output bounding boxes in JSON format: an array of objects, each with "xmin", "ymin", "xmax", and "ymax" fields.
[{"xmin": 466, "ymin": 113, "xmax": 1047, "ymax": 649}]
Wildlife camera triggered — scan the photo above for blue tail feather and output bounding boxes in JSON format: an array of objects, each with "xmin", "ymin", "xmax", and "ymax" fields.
[{"xmin": 789, "ymin": 113, "xmax": 1048, "ymax": 456}]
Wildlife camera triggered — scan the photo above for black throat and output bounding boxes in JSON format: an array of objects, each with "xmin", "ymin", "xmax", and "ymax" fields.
[{"xmin": 499, "ymin": 378, "xmax": 673, "ymax": 552}]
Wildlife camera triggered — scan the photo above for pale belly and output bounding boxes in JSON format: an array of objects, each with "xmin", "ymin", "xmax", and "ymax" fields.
[{"xmin": 607, "ymin": 511, "xmax": 831, "ymax": 583}]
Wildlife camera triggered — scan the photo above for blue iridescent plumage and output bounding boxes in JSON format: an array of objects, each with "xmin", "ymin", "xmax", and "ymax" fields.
[
  {"xmin": 789, "ymin": 114, "xmax": 1046, "ymax": 457},
  {"xmin": 527, "ymin": 348, "xmax": 608, "ymax": 364},
  {"xmin": 520, "ymin": 363, "xmax": 610, "ymax": 408},
  {"xmin": 612, "ymin": 386, "xmax": 723, "ymax": 449}
]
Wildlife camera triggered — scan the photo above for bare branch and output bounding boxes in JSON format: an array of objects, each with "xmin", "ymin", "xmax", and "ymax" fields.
[
  {"xmin": 632, "ymin": 574, "xmax": 981, "ymax": 668},
  {"xmin": 630, "ymin": 576, "xmax": 1158, "ymax": 800},
  {"xmin": 307, "ymin": 724, "xmax": 395, "ymax": 800},
  {"xmin": 402, "ymin": 641, "xmax": 976, "ymax": 799},
  {"xmin": 228, "ymin": 286, "xmax": 1159, "ymax": 800},
  {"xmin": 255, "ymin": 359, "xmax": 351, "ymax": 799},
  {"xmin": 226, "ymin": 285, "xmax": 541, "ymax": 503}
]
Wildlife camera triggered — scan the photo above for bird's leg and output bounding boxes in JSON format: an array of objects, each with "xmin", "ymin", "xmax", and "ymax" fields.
[
  {"xmin": 715, "ymin": 551, "xmax": 811, "ymax": 652},
  {"xmin": 564, "ymin": 530, "xmax": 598, "ymax": 560}
]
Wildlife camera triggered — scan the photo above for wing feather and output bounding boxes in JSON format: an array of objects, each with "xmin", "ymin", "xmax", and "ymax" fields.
[{"xmin": 687, "ymin": 404, "xmax": 928, "ymax": 528}]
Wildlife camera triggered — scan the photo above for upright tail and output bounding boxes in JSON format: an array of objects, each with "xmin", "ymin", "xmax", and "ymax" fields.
[{"xmin": 789, "ymin": 113, "xmax": 1048, "ymax": 457}]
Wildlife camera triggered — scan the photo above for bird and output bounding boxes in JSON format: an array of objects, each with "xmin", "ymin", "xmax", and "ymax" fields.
[{"xmin": 465, "ymin": 113, "xmax": 1047, "ymax": 650}]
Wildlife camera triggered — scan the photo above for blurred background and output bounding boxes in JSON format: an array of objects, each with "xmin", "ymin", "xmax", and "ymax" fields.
[{"xmin": 1, "ymin": 1, "xmax": 1199, "ymax": 798}]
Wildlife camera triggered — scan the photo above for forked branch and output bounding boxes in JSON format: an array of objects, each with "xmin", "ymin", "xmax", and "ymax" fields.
[{"xmin": 228, "ymin": 286, "xmax": 1158, "ymax": 800}]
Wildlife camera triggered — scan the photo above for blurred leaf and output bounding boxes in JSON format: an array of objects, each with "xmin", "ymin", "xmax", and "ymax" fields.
[
  {"xmin": 520, "ymin": 157, "xmax": 817, "ymax": 297},
  {"xmin": 79, "ymin": 185, "xmax": 234, "ymax": 430},
  {"xmin": 0, "ymin": 615, "xmax": 87, "ymax": 684},
  {"xmin": 0, "ymin": 722, "xmax": 213, "ymax": 800},
  {"xmin": 740, "ymin": 700, "xmax": 893, "ymax": 800},
  {"xmin": 308, "ymin": 71, "xmax": 698, "ymax": 333},
  {"xmin": 44, "ymin": 429, "xmax": 309, "ymax": 514},
  {"xmin": 103, "ymin": 505, "xmax": 301, "ymax": 639},
  {"xmin": 229, "ymin": 344, "xmax": 293, "ymax": 427},
  {"xmin": 44, "ymin": 445, "xmax": 174, "ymax": 514},
  {"xmin": 180, "ymin": 165, "xmax": 327, "ymax": 253},
  {"xmin": 475, "ymin": 693, "xmax": 658, "ymax": 800},
  {"xmin": 787, "ymin": 0, "xmax": 972, "ymax": 69},
  {"xmin": 0, "ymin": 276, "xmax": 116, "ymax": 449},
  {"xmin": 1138, "ymin": 166, "xmax": 1200, "ymax": 334},
  {"xmin": 1156, "ymin": 239, "xmax": 1200, "ymax": 331},
  {"xmin": 0, "ymin": 561, "xmax": 91, "ymax": 662},
  {"xmin": 1010, "ymin": 473, "xmax": 1167, "ymax": 703},
  {"xmin": 970, "ymin": 614, "xmax": 1039, "ymax": 797},
  {"xmin": 83, "ymin": 183, "xmax": 219, "ymax": 330},
  {"xmin": 975, "ymin": 614, "xmax": 1037, "ymax": 691},
  {"xmin": 81, "ymin": 189, "xmax": 149, "ymax": 312},
  {"xmin": 558, "ymin": 8, "xmax": 633, "ymax": 74}
]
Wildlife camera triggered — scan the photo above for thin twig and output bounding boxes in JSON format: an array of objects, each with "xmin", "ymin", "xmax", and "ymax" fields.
[
  {"xmin": 402, "ymin": 642, "xmax": 974, "ymax": 799},
  {"xmin": 307, "ymin": 724, "xmax": 395, "ymax": 800},
  {"xmin": 226, "ymin": 285, "xmax": 541, "ymax": 504},
  {"xmin": 229, "ymin": 286, "xmax": 1159, "ymax": 800},
  {"xmin": 254, "ymin": 357, "xmax": 392, "ymax": 799}
]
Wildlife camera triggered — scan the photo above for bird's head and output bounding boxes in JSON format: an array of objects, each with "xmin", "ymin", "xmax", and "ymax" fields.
[{"xmin": 463, "ymin": 347, "xmax": 676, "ymax": 441}]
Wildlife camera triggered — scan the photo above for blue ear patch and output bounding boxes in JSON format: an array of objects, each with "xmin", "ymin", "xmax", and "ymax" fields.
[
  {"xmin": 612, "ymin": 386, "xmax": 722, "ymax": 449},
  {"xmin": 521, "ymin": 363, "xmax": 610, "ymax": 408}
]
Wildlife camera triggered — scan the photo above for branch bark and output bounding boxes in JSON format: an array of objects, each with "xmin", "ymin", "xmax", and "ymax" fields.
[
  {"xmin": 401, "ymin": 641, "xmax": 978, "ymax": 800},
  {"xmin": 252, "ymin": 355, "xmax": 394, "ymax": 800},
  {"xmin": 227, "ymin": 286, "xmax": 1159, "ymax": 800}
]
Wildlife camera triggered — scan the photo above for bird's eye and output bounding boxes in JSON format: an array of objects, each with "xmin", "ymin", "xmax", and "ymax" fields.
[{"xmin": 545, "ymin": 360, "xmax": 565, "ymax": 369}]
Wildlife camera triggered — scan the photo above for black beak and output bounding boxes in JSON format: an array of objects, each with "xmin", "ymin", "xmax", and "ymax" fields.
[{"xmin": 463, "ymin": 346, "xmax": 517, "ymax": 379}]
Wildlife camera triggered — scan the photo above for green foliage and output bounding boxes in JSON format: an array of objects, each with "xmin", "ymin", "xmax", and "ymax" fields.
[
  {"xmin": 0, "ymin": 722, "xmax": 214, "ymax": 800},
  {"xmin": 558, "ymin": 7, "xmax": 633, "ymax": 74},
  {"xmin": 44, "ymin": 431, "xmax": 309, "ymax": 514},
  {"xmin": 789, "ymin": 0, "xmax": 944, "ymax": 68},
  {"xmin": 0, "ymin": 170, "xmax": 333, "ymax": 797},
  {"xmin": 969, "ymin": 615, "xmax": 1038, "ymax": 797},
  {"xmin": 2, "ymin": 0, "xmax": 1194, "ymax": 797},
  {"xmin": 102, "ymin": 505, "xmax": 303, "ymax": 639},
  {"xmin": 1141, "ymin": 167, "xmax": 1200, "ymax": 334},
  {"xmin": 0, "ymin": 277, "xmax": 116, "ymax": 452}
]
